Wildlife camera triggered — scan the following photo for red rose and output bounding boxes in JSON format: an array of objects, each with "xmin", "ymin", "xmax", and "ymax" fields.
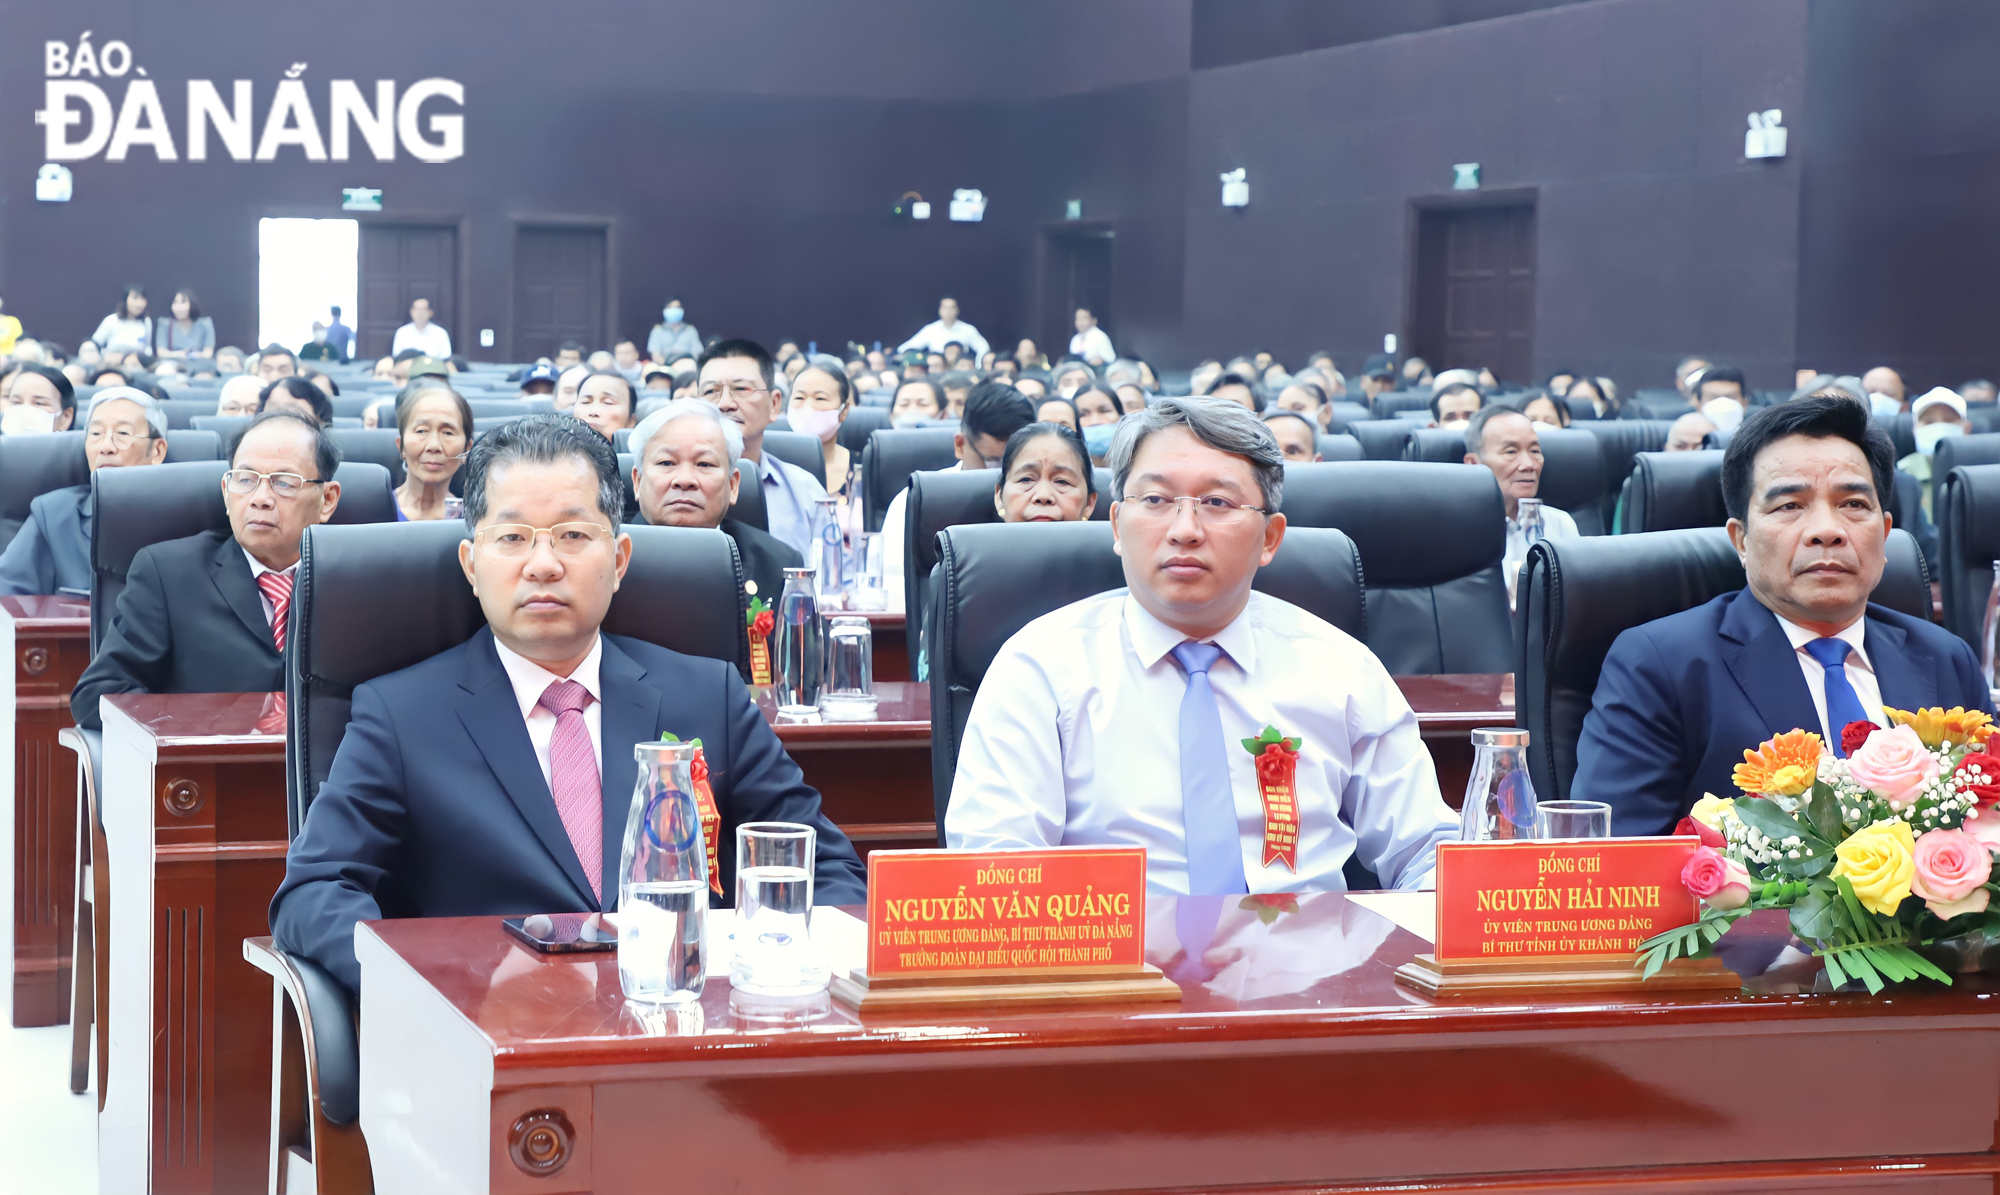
[
  {"xmin": 1841, "ymin": 720, "xmax": 1879, "ymax": 757},
  {"xmin": 1958, "ymin": 752, "xmax": 2000, "ymax": 804},
  {"xmin": 750, "ymin": 610, "xmax": 774, "ymax": 639},
  {"xmin": 690, "ymin": 746, "xmax": 710, "ymax": 788},
  {"xmin": 1255, "ymin": 742, "xmax": 1295, "ymax": 786},
  {"xmin": 1675, "ymin": 815, "xmax": 1724, "ymax": 849}
]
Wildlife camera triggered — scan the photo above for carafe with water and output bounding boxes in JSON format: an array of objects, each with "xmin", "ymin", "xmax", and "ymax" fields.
[
  {"xmin": 1459, "ymin": 727, "xmax": 1539, "ymax": 841},
  {"xmin": 774, "ymin": 566, "xmax": 822, "ymax": 717},
  {"xmin": 1983, "ymin": 562, "xmax": 2000, "ymax": 704},
  {"xmin": 617, "ymin": 739, "xmax": 708, "ymax": 1003}
]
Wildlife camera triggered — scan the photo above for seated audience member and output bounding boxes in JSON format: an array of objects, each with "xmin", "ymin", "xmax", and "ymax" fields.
[
  {"xmin": 70, "ymin": 413, "xmax": 344, "ymax": 729},
  {"xmin": 1897, "ymin": 386, "xmax": 1970, "ymax": 532},
  {"xmin": 1463, "ymin": 406, "xmax": 1578, "ymax": 605},
  {"xmin": 882, "ymin": 381, "xmax": 1036, "ymax": 589},
  {"xmin": 613, "ymin": 340, "xmax": 644, "ymax": 384},
  {"xmin": 1052, "ymin": 361, "xmax": 1095, "ymax": 400},
  {"xmin": 517, "ymin": 363, "xmax": 559, "ymax": 399},
  {"xmin": 1521, "ymin": 391, "xmax": 1570, "ymax": 430},
  {"xmin": 260, "ymin": 376, "xmax": 333, "ymax": 426},
  {"xmin": 891, "ymin": 378, "xmax": 943, "ymax": 428},
  {"xmin": 989, "ymin": 357, "xmax": 1020, "ymax": 381},
  {"xmin": 1673, "ymin": 355, "xmax": 1710, "ymax": 402},
  {"xmin": 0, "ymin": 363, "xmax": 76, "ymax": 433},
  {"xmin": 631, "ymin": 399, "xmax": 802, "ymax": 601},
  {"xmin": 1073, "ymin": 384, "xmax": 1125, "ymax": 465},
  {"xmin": 786, "ymin": 363, "xmax": 858, "ymax": 524},
  {"xmin": 1431, "ymin": 381, "xmax": 1483, "ymax": 429},
  {"xmin": 899, "ymin": 297, "xmax": 989, "ymax": 359},
  {"xmin": 1666, "ymin": 411, "xmax": 1717, "ymax": 452},
  {"xmin": 587, "ymin": 350, "xmax": 617, "ymax": 375},
  {"xmin": 299, "ymin": 322, "xmax": 339, "ymax": 362},
  {"xmin": 995, "ymin": 423, "xmax": 1100, "ymax": 523},
  {"xmin": 92, "ymin": 367, "xmax": 133, "ymax": 388},
  {"xmin": 215, "ymin": 374, "xmax": 262, "ymax": 417},
  {"xmin": 1036, "ymin": 396, "xmax": 1080, "ymax": 431},
  {"xmin": 1358, "ymin": 354, "xmax": 1398, "ymax": 400},
  {"xmin": 1188, "ymin": 360, "xmax": 1224, "ymax": 397},
  {"xmin": 1545, "ymin": 370, "xmax": 1578, "ymax": 400},
  {"xmin": 370, "ymin": 355, "xmax": 396, "ymax": 381},
  {"xmin": 1569, "ymin": 375, "xmax": 1621, "ymax": 420},
  {"xmin": 1573, "ymin": 396, "xmax": 1992, "ymax": 835},
  {"xmin": 1690, "ymin": 363, "xmax": 1748, "ymax": 432},
  {"xmin": 553, "ymin": 341, "xmax": 584, "ymax": 370},
  {"xmin": 1014, "ymin": 373, "xmax": 1049, "ymax": 403},
  {"xmin": 1862, "ymin": 366, "xmax": 1907, "ymax": 417},
  {"xmin": 257, "ymin": 344, "xmax": 299, "ymax": 382},
  {"xmin": 1014, "ymin": 338, "xmax": 1048, "ymax": 372},
  {"xmin": 1115, "ymin": 381, "xmax": 1148, "ymax": 414},
  {"xmin": 1962, "ymin": 379, "xmax": 1998, "ymax": 406},
  {"xmin": 1263, "ymin": 410, "xmax": 1320, "ymax": 462},
  {"xmin": 305, "ymin": 370, "xmax": 339, "ymax": 401},
  {"xmin": 1402, "ymin": 356, "xmax": 1434, "ymax": 388},
  {"xmin": 640, "ymin": 364, "xmax": 676, "ymax": 393},
  {"xmin": 555, "ymin": 364, "xmax": 588, "ymax": 412},
  {"xmin": 0, "ymin": 388, "xmax": 170, "ymax": 595},
  {"xmin": 395, "ymin": 385, "xmax": 474, "ymax": 522},
  {"xmin": 270, "ymin": 414, "xmax": 865, "ymax": 994},
  {"xmin": 940, "ymin": 370, "xmax": 976, "ymax": 418},
  {"xmin": 1209, "ymin": 373, "xmax": 1258, "ymax": 412},
  {"xmin": 698, "ymin": 338, "xmax": 828, "ymax": 559},
  {"xmin": 1272, "ymin": 380, "xmax": 1326, "ymax": 427},
  {"xmin": 649, "ymin": 299, "xmax": 701, "ymax": 364},
  {"xmin": 948, "ymin": 397, "xmax": 1456, "ymax": 893},
  {"xmin": 573, "ymin": 371, "xmax": 636, "ymax": 442},
  {"xmin": 155, "ymin": 289, "xmax": 214, "ymax": 360}
]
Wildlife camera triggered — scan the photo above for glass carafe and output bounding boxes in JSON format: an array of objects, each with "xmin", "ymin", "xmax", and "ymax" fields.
[
  {"xmin": 1459, "ymin": 727, "xmax": 1539, "ymax": 841},
  {"xmin": 774, "ymin": 566, "xmax": 823, "ymax": 716},
  {"xmin": 1983, "ymin": 562, "xmax": 2000, "ymax": 702},
  {"xmin": 617, "ymin": 739, "xmax": 707, "ymax": 1004}
]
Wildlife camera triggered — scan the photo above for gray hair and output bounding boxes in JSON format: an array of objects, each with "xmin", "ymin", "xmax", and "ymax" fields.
[
  {"xmin": 1463, "ymin": 404, "xmax": 1531, "ymax": 455},
  {"xmin": 85, "ymin": 386, "xmax": 168, "ymax": 439},
  {"xmin": 462, "ymin": 413, "xmax": 624, "ymax": 530},
  {"xmin": 629, "ymin": 398, "xmax": 743, "ymax": 466},
  {"xmin": 1107, "ymin": 396, "xmax": 1284, "ymax": 512},
  {"xmin": 217, "ymin": 374, "xmax": 262, "ymax": 412},
  {"xmin": 1103, "ymin": 359, "xmax": 1142, "ymax": 387},
  {"xmin": 1431, "ymin": 367, "xmax": 1480, "ymax": 392}
]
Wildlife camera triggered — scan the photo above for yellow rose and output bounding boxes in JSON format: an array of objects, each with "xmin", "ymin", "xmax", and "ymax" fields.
[
  {"xmin": 1832, "ymin": 819, "xmax": 1917, "ymax": 916},
  {"xmin": 1689, "ymin": 794, "xmax": 1737, "ymax": 831}
]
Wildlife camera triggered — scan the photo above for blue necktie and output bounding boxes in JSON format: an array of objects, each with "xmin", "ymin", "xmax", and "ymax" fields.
[
  {"xmin": 1171, "ymin": 641, "xmax": 1249, "ymax": 896},
  {"xmin": 1803, "ymin": 637, "xmax": 1870, "ymax": 756}
]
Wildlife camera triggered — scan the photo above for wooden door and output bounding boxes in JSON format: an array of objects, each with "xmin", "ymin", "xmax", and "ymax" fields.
[
  {"xmin": 1041, "ymin": 227, "xmax": 1114, "ymax": 364},
  {"xmin": 1414, "ymin": 203, "xmax": 1535, "ymax": 385},
  {"xmin": 512, "ymin": 226, "xmax": 607, "ymax": 361},
  {"xmin": 358, "ymin": 223, "xmax": 457, "ymax": 360}
]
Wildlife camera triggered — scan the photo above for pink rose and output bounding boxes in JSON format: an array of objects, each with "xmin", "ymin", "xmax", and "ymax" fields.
[
  {"xmin": 1963, "ymin": 802, "xmax": 2000, "ymax": 852},
  {"xmin": 1911, "ymin": 828, "xmax": 1994, "ymax": 919},
  {"xmin": 1844, "ymin": 724, "xmax": 1940, "ymax": 810},
  {"xmin": 1681, "ymin": 846, "xmax": 1752, "ymax": 910}
]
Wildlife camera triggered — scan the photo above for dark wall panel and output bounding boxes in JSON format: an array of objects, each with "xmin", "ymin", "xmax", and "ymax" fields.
[{"xmin": 1192, "ymin": 0, "xmax": 1600, "ymax": 70}]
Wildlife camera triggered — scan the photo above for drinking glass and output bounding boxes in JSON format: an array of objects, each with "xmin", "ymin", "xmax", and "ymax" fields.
[
  {"xmin": 1517, "ymin": 497, "xmax": 1546, "ymax": 548},
  {"xmin": 849, "ymin": 531, "xmax": 887, "ymax": 611},
  {"xmin": 732, "ymin": 823, "xmax": 830, "ymax": 996},
  {"xmin": 820, "ymin": 616, "xmax": 878, "ymax": 722},
  {"xmin": 1538, "ymin": 799, "xmax": 1613, "ymax": 840},
  {"xmin": 1459, "ymin": 727, "xmax": 1539, "ymax": 841},
  {"xmin": 814, "ymin": 499, "xmax": 846, "ymax": 606}
]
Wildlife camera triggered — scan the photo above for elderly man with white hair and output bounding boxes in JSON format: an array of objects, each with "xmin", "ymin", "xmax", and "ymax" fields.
[
  {"xmin": 628, "ymin": 398, "xmax": 802, "ymax": 603},
  {"xmin": 216, "ymin": 373, "xmax": 262, "ymax": 417},
  {"xmin": 0, "ymin": 387, "xmax": 171, "ymax": 595}
]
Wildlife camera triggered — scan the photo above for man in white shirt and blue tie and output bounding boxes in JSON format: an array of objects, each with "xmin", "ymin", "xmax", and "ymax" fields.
[{"xmin": 947, "ymin": 396, "xmax": 1458, "ymax": 894}]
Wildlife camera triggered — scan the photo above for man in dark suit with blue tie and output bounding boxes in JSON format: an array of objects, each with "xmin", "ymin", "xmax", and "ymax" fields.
[
  {"xmin": 1573, "ymin": 394, "xmax": 1993, "ymax": 836},
  {"xmin": 270, "ymin": 415, "xmax": 865, "ymax": 995}
]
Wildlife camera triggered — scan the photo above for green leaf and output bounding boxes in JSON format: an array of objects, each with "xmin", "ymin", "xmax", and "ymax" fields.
[
  {"xmin": 1822, "ymin": 951, "xmax": 1847, "ymax": 988},
  {"xmin": 659, "ymin": 732, "xmax": 680, "ymax": 743},
  {"xmin": 1805, "ymin": 784, "xmax": 1845, "ymax": 844},
  {"xmin": 1898, "ymin": 946, "xmax": 1955, "ymax": 986},
  {"xmin": 1734, "ymin": 797, "xmax": 1836, "ymax": 868},
  {"xmin": 1844, "ymin": 948, "xmax": 1886, "ymax": 994},
  {"xmin": 1790, "ymin": 883, "xmax": 1837, "ymax": 940},
  {"xmin": 1240, "ymin": 737, "xmax": 1263, "ymax": 755}
]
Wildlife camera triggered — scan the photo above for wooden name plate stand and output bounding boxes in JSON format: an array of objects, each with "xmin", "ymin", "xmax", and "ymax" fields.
[
  {"xmin": 358, "ymin": 896, "xmax": 2000, "ymax": 1194},
  {"xmin": 97, "ymin": 693, "xmax": 289, "ymax": 1195},
  {"xmin": 1, "ymin": 594, "xmax": 90, "ymax": 1027}
]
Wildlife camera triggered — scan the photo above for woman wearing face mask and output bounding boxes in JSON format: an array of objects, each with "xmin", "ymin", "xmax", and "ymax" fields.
[
  {"xmin": 647, "ymin": 298, "xmax": 702, "ymax": 364},
  {"xmin": 1035, "ymin": 396, "xmax": 1079, "ymax": 431},
  {"xmin": 1521, "ymin": 392, "xmax": 1570, "ymax": 431},
  {"xmin": 1072, "ymin": 383, "xmax": 1125, "ymax": 465},
  {"xmin": 891, "ymin": 378, "xmax": 943, "ymax": 428},
  {"xmin": 90, "ymin": 286, "xmax": 153, "ymax": 357},
  {"xmin": 1900, "ymin": 387, "xmax": 1974, "ymax": 530},
  {"xmin": 1567, "ymin": 376, "xmax": 1629, "ymax": 421},
  {"xmin": 995, "ymin": 423, "xmax": 1099, "ymax": 524},
  {"xmin": 0, "ymin": 364, "xmax": 76, "ymax": 435},
  {"xmin": 788, "ymin": 364, "xmax": 858, "ymax": 525},
  {"xmin": 155, "ymin": 289, "xmax": 214, "ymax": 360},
  {"xmin": 394, "ymin": 384, "xmax": 474, "ymax": 521}
]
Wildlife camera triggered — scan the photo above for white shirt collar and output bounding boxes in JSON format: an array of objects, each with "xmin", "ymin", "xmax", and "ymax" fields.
[
  {"xmin": 1775, "ymin": 611, "xmax": 1873, "ymax": 672},
  {"xmin": 1121, "ymin": 591, "xmax": 1260, "ymax": 676},
  {"xmin": 492, "ymin": 634, "xmax": 605, "ymax": 722},
  {"xmin": 241, "ymin": 549, "xmax": 296, "ymax": 581}
]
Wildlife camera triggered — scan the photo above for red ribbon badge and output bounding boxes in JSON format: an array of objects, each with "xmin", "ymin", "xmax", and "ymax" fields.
[
  {"xmin": 1240, "ymin": 725, "xmax": 1301, "ymax": 872},
  {"xmin": 689, "ymin": 745, "xmax": 724, "ymax": 897},
  {"xmin": 747, "ymin": 597, "xmax": 774, "ymax": 687}
]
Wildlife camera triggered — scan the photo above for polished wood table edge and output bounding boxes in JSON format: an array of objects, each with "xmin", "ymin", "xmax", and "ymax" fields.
[
  {"xmin": 777, "ymin": 722, "xmax": 930, "ymax": 746},
  {"xmin": 0, "ymin": 595, "xmax": 91, "ymax": 627},
  {"xmin": 1123, "ymin": 1153, "xmax": 2000, "ymax": 1194}
]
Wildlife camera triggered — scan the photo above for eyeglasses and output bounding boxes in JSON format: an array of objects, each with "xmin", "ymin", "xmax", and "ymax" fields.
[
  {"xmin": 86, "ymin": 427, "xmax": 152, "ymax": 447},
  {"xmin": 697, "ymin": 382, "xmax": 768, "ymax": 403},
  {"xmin": 472, "ymin": 522, "xmax": 616, "ymax": 558},
  {"xmin": 1121, "ymin": 492, "xmax": 1272, "ymax": 525},
  {"xmin": 223, "ymin": 468, "xmax": 325, "ymax": 498}
]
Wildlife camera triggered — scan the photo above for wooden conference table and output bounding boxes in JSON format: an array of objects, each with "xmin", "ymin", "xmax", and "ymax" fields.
[{"xmin": 351, "ymin": 895, "xmax": 2000, "ymax": 1194}]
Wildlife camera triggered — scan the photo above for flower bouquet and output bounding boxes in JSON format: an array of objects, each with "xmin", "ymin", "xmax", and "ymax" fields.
[{"xmin": 1636, "ymin": 706, "xmax": 2000, "ymax": 993}]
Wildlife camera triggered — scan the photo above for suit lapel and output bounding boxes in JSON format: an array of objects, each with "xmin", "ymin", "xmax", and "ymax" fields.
[
  {"xmin": 454, "ymin": 630, "xmax": 599, "ymax": 908},
  {"xmin": 1719, "ymin": 590, "xmax": 1822, "ymax": 738},
  {"xmin": 1865, "ymin": 611, "xmax": 1935, "ymax": 715},
  {"xmin": 209, "ymin": 534, "xmax": 278, "ymax": 651},
  {"xmin": 596, "ymin": 636, "xmax": 661, "ymax": 906}
]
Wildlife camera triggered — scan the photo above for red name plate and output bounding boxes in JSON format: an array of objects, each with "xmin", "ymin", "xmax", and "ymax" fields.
[
  {"xmin": 1434, "ymin": 836, "xmax": 1701, "ymax": 962},
  {"xmin": 866, "ymin": 846, "xmax": 1147, "ymax": 979}
]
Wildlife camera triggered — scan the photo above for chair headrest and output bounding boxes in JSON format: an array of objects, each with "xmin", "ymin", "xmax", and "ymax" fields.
[
  {"xmin": 1626, "ymin": 450, "xmax": 1727, "ymax": 532},
  {"xmin": 1280, "ymin": 461, "xmax": 1504, "ymax": 584},
  {"xmin": 1934, "ymin": 433, "xmax": 2000, "ymax": 486},
  {"xmin": 835, "ymin": 406, "xmax": 893, "ymax": 454},
  {"xmin": 0, "ymin": 434, "xmax": 90, "ymax": 525},
  {"xmin": 1317, "ymin": 434, "xmax": 1362, "ymax": 461},
  {"xmin": 326, "ymin": 429, "xmax": 403, "ymax": 477},
  {"xmin": 761, "ymin": 431, "xmax": 828, "ymax": 489},
  {"xmin": 1323, "ymin": 402, "xmax": 1371, "ymax": 434},
  {"xmin": 1946, "ymin": 463, "xmax": 2000, "ymax": 558},
  {"xmin": 1347, "ymin": 419, "xmax": 1415, "ymax": 460},
  {"xmin": 863, "ymin": 429, "xmax": 962, "ymax": 532},
  {"xmin": 163, "ymin": 429, "xmax": 221, "ymax": 462},
  {"xmin": 93, "ymin": 460, "xmax": 400, "ymax": 578},
  {"xmin": 1532, "ymin": 427, "xmax": 1607, "ymax": 515},
  {"xmin": 1405, "ymin": 427, "xmax": 1469, "ymax": 464},
  {"xmin": 906, "ymin": 466, "xmax": 1113, "ymax": 583}
]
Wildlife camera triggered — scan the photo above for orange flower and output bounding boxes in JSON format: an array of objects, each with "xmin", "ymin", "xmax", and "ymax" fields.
[
  {"xmin": 1732, "ymin": 730, "xmax": 1823, "ymax": 796},
  {"xmin": 1884, "ymin": 706, "xmax": 1996, "ymax": 749}
]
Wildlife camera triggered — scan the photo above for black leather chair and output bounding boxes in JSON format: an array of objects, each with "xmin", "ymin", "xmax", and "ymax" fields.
[
  {"xmin": 327, "ymin": 428, "xmax": 403, "ymax": 482},
  {"xmin": 1280, "ymin": 461, "xmax": 1511, "ymax": 673},
  {"xmin": 1322, "ymin": 401, "xmax": 1371, "ymax": 435},
  {"xmin": 191, "ymin": 413, "xmax": 253, "ymax": 439},
  {"xmin": 1348, "ymin": 419, "xmax": 1415, "ymax": 461},
  {"xmin": 328, "ymin": 396, "xmax": 376, "ymax": 420},
  {"xmin": 465, "ymin": 398, "xmax": 553, "ymax": 418},
  {"xmin": 1618, "ymin": 450, "xmax": 1727, "ymax": 533},
  {"xmin": 763, "ymin": 430, "xmax": 829, "ymax": 489},
  {"xmin": 1939, "ymin": 463, "xmax": 2000, "ymax": 649},
  {"xmin": 91, "ymin": 460, "xmax": 398, "ymax": 651},
  {"xmin": 1932, "ymin": 434, "xmax": 2000, "ymax": 519},
  {"xmin": 159, "ymin": 398, "xmax": 218, "ymax": 429},
  {"xmin": 835, "ymin": 406, "xmax": 893, "ymax": 455},
  {"xmin": 1883, "ymin": 411, "xmax": 1916, "ymax": 461},
  {"xmin": 1534, "ymin": 428, "xmax": 1608, "ymax": 536},
  {"xmin": 1574, "ymin": 419, "xmax": 1673, "ymax": 531},
  {"xmin": 255, "ymin": 519, "xmax": 748, "ymax": 1174},
  {"xmin": 1370, "ymin": 391, "xmax": 1432, "ymax": 420},
  {"xmin": 0, "ymin": 431, "xmax": 222, "ymax": 551},
  {"xmin": 902, "ymin": 466, "xmax": 1112, "ymax": 679},
  {"xmin": 1316, "ymin": 433, "xmax": 1363, "ymax": 462},
  {"xmin": 862, "ymin": 429, "xmax": 961, "ymax": 532},
  {"xmin": 926, "ymin": 521, "xmax": 1366, "ymax": 834},
  {"xmin": 1518, "ymin": 525, "xmax": 1934, "ymax": 805}
]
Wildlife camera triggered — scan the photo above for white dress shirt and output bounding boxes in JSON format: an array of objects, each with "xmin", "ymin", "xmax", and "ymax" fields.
[
  {"xmin": 492, "ymin": 634, "xmax": 605, "ymax": 796},
  {"xmin": 1775, "ymin": 613, "xmax": 1885, "ymax": 741},
  {"xmin": 897, "ymin": 319, "xmax": 990, "ymax": 359},
  {"xmin": 1069, "ymin": 326, "xmax": 1116, "ymax": 365},
  {"xmin": 948, "ymin": 590, "xmax": 1458, "ymax": 894},
  {"xmin": 391, "ymin": 321, "xmax": 453, "ymax": 358},
  {"xmin": 754, "ymin": 449, "xmax": 831, "ymax": 560},
  {"xmin": 241, "ymin": 550, "xmax": 297, "ymax": 626},
  {"xmin": 880, "ymin": 460, "xmax": 966, "ymax": 612},
  {"xmin": 1503, "ymin": 502, "xmax": 1580, "ymax": 606}
]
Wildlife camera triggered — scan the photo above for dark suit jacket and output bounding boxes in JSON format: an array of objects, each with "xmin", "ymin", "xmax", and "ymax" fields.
[
  {"xmin": 0, "ymin": 484, "xmax": 92, "ymax": 596},
  {"xmin": 1573, "ymin": 588, "xmax": 1994, "ymax": 837},
  {"xmin": 71, "ymin": 529, "xmax": 285, "ymax": 729},
  {"xmin": 721, "ymin": 516, "xmax": 803, "ymax": 607},
  {"xmin": 269, "ymin": 627, "xmax": 867, "ymax": 993}
]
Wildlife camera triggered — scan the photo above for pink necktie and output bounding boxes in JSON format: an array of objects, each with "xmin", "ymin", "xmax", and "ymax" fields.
[
  {"xmin": 257, "ymin": 570, "xmax": 294, "ymax": 651},
  {"xmin": 537, "ymin": 679, "xmax": 603, "ymax": 904}
]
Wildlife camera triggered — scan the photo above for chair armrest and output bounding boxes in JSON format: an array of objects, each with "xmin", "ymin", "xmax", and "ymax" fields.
[
  {"xmin": 243, "ymin": 937, "xmax": 362, "ymax": 1126},
  {"xmin": 56, "ymin": 727, "xmax": 103, "ymax": 824}
]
